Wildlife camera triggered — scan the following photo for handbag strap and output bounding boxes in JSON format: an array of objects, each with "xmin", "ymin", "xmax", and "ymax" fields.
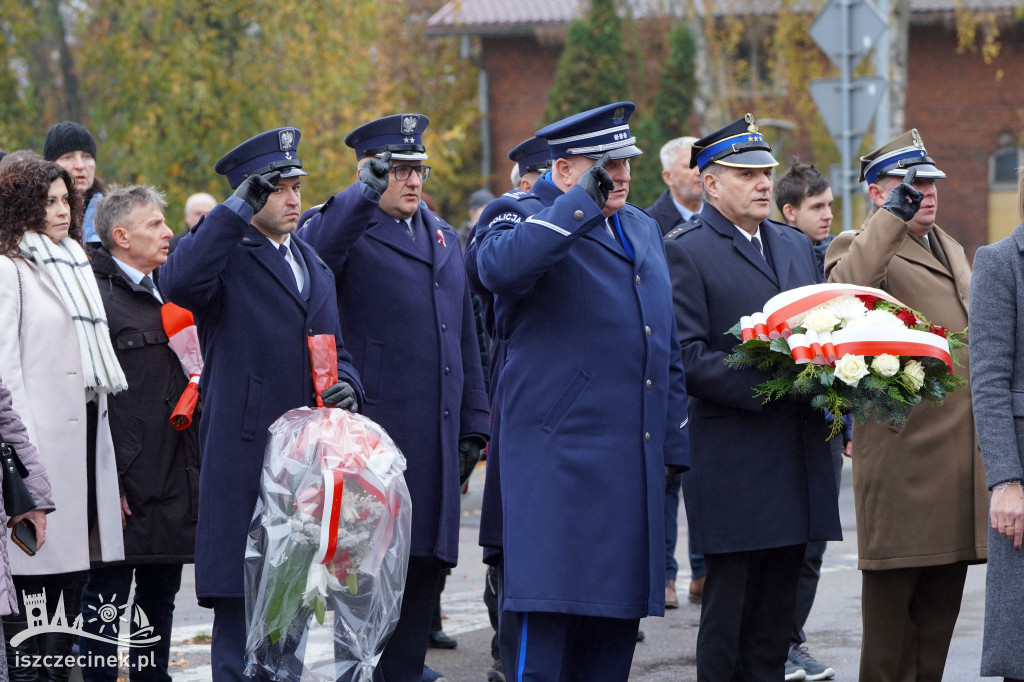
[{"xmin": 0, "ymin": 440, "xmax": 29, "ymax": 480}]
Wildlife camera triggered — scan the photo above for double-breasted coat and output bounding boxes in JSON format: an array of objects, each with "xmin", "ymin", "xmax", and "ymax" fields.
[
  {"xmin": 476, "ymin": 178, "xmax": 690, "ymax": 619},
  {"xmin": 159, "ymin": 205, "xmax": 362, "ymax": 599},
  {"xmin": 664, "ymin": 205, "xmax": 842, "ymax": 555},
  {"xmin": 825, "ymin": 210, "xmax": 986, "ymax": 570},
  {"xmin": 0, "ymin": 255, "xmax": 124, "ymax": 575},
  {"xmin": 299, "ymin": 183, "xmax": 489, "ymax": 565},
  {"xmin": 970, "ymin": 223, "xmax": 1024, "ymax": 677}
]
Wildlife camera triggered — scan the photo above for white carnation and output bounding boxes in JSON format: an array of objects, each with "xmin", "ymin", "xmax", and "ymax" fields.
[{"xmin": 825, "ymin": 295, "xmax": 868, "ymax": 322}]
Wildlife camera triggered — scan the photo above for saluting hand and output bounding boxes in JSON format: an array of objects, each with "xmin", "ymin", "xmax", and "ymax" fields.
[
  {"xmin": 359, "ymin": 150, "xmax": 392, "ymax": 196},
  {"xmin": 233, "ymin": 170, "xmax": 281, "ymax": 215},
  {"xmin": 578, "ymin": 152, "xmax": 614, "ymax": 210},
  {"xmin": 881, "ymin": 166, "xmax": 924, "ymax": 223}
]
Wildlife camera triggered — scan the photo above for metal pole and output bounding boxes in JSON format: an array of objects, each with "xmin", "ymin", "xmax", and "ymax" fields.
[{"xmin": 840, "ymin": 0, "xmax": 853, "ymax": 232}]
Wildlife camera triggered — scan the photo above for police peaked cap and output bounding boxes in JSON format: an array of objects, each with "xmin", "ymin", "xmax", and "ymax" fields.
[
  {"xmin": 345, "ymin": 114, "xmax": 430, "ymax": 162},
  {"xmin": 507, "ymin": 137, "xmax": 552, "ymax": 175},
  {"xmin": 536, "ymin": 102, "xmax": 642, "ymax": 160},
  {"xmin": 859, "ymin": 129, "xmax": 946, "ymax": 184},
  {"xmin": 690, "ymin": 114, "xmax": 778, "ymax": 172},
  {"xmin": 215, "ymin": 128, "xmax": 308, "ymax": 189}
]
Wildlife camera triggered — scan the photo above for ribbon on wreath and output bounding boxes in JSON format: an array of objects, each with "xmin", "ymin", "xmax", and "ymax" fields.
[
  {"xmin": 161, "ymin": 303, "xmax": 203, "ymax": 430},
  {"xmin": 741, "ymin": 283, "xmax": 903, "ymax": 340}
]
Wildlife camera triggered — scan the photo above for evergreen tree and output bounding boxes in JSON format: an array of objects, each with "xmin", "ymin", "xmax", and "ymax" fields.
[
  {"xmin": 541, "ymin": 0, "xmax": 629, "ymax": 127},
  {"xmin": 629, "ymin": 21, "xmax": 698, "ymax": 208}
]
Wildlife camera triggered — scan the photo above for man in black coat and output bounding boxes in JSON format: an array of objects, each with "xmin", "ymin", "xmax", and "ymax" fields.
[
  {"xmin": 664, "ymin": 115, "xmax": 841, "ymax": 681},
  {"xmin": 82, "ymin": 185, "xmax": 200, "ymax": 681}
]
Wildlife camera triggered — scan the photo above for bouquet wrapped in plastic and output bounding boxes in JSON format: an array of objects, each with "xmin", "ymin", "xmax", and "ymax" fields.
[
  {"xmin": 244, "ymin": 336, "xmax": 411, "ymax": 681},
  {"xmin": 726, "ymin": 283, "xmax": 967, "ymax": 439}
]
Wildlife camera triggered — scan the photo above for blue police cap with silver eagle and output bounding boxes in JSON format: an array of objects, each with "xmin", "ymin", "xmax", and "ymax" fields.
[
  {"xmin": 859, "ymin": 129, "xmax": 946, "ymax": 184},
  {"xmin": 214, "ymin": 127, "xmax": 308, "ymax": 189},
  {"xmin": 690, "ymin": 114, "xmax": 778, "ymax": 172},
  {"xmin": 345, "ymin": 114, "xmax": 430, "ymax": 162},
  {"xmin": 536, "ymin": 102, "xmax": 642, "ymax": 160},
  {"xmin": 507, "ymin": 136, "xmax": 552, "ymax": 175}
]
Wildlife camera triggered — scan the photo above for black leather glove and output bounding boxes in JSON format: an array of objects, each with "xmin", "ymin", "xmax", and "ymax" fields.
[
  {"xmin": 665, "ymin": 464, "xmax": 686, "ymax": 493},
  {"xmin": 577, "ymin": 151, "xmax": 614, "ymax": 210},
  {"xmin": 233, "ymin": 170, "xmax": 280, "ymax": 215},
  {"xmin": 359, "ymin": 150, "xmax": 392, "ymax": 196},
  {"xmin": 322, "ymin": 381, "xmax": 359, "ymax": 412},
  {"xmin": 881, "ymin": 166, "xmax": 924, "ymax": 223},
  {"xmin": 458, "ymin": 437, "xmax": 483, "ymax": 487}
]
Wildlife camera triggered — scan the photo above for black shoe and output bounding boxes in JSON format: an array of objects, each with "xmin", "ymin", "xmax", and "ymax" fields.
[
  {"xmin": 636, "ymin": 629, "xmax": 645, "ymax": 642},
  {"xmin": 428, "ymin": 629, "xmax": 458, "ymax": 649}
]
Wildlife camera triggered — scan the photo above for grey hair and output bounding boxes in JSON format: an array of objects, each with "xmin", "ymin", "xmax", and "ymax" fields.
[
  {"xmin": 94, "ymin": 184, "xmax": 167, "ymax": 251},
  {"xmin": 700, "ymin": 163, "xmax": 725, "ymax": 203},
  {"xmin": 510, "ymin": 163, "xmax": 521, "ymax": 191},
  {"xmin": 659, "ymin": 136, "xmax": 699, "ymax": 173}
]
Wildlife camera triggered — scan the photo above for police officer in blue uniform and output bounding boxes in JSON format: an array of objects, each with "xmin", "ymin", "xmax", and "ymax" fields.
[
  {"xmin": 663, "ymin": 115, "xmax": 842, "ymax": 681},
  {"xmin": 466, "ymin": 136, "xmax": 553, "ymax": 682},
  {"xmin": 159, "ymin": 128, "xmax": 363, "ymax": 681},
  {"xmin": 298, "ymin": 114, "xmax": 489, "ymax": 682},
  {"xmin": 475, "ymin": 102, "xmax": 691, "ymax": 680}
]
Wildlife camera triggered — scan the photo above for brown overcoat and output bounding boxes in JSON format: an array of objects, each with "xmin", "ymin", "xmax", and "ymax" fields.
[{"xmin": 825, "ymin": 209, "xmax": 987, "ymax": 570}]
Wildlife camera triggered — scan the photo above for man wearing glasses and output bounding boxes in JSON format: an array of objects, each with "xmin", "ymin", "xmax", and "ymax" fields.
[{"xmin": 299, "ymin": 114, "xmax": 490, "ymax": 682}]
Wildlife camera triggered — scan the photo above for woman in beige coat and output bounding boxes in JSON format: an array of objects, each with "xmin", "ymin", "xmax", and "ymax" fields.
[{"xmin": 0, "ymin": 160, "xmax": 125, "ymax": 681}]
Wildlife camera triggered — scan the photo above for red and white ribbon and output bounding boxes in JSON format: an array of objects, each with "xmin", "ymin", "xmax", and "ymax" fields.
[
  {"xmin": 832, "ymin": 327, "xmax": 952, "ymax": 369},
  {"xmin": 760, "ymin": 283, "xmax": 901, "ymax": 337}
]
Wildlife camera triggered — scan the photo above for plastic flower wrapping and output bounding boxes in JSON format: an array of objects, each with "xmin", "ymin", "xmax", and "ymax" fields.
[
  {"xmin": 244, "ymin": 337, "xmax": 411, "ymax": 681},
  {"xmin": 726, "ymin": 283, "xmax": 967, "ymax": 439}
]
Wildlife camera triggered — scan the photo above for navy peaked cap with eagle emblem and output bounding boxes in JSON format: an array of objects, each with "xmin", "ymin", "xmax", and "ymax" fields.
[
  {"xmin": 215, "ymin": 127, "xmax": 308, "ymax": 189},
  {"xmin": 536, "ymin": 102, "xmax": 642, "ymax": 160},
  {"xmin": 690, "ymin": 114, "xmax": 778, "ymax": 172},
  {"xmin": 345, "ymin": 114, "xmax": 430, "ymax": 162},
  {"xmin": 507, "ymin": 136, "xmax": 552, "ymax": 175}
]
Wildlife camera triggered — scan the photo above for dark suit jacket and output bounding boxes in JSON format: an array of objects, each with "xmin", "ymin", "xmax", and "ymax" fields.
[
  {"xmin": 646, "ymin": 189, "xmax": 686, "ymax": 236},
  {"xmin": 664, "ymin": 203, "xmax": 841, "ymax": 555}
]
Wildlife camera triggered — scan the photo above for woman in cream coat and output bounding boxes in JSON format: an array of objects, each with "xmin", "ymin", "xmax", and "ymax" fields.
[{"xmin": 0, "ymin": 160, "xmax": 124, "ymax": 681}]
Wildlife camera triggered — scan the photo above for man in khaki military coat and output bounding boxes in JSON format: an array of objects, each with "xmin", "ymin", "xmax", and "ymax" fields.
[{"xmin": 825, "ymin": 130, "xmax": 987, "ymax": 682}]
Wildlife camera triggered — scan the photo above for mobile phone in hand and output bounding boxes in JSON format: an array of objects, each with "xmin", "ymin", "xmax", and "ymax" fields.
[{"xmin": 11, "ymin": 519, "xmax": 36, "ymax": 556}]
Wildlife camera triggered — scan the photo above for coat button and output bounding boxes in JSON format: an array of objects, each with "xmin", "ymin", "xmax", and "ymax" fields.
[
  {"xmin": 635, "ymin": 275, "xmax": 641, "ymax": 285},
  {"xmin": 441, "ymin": 323, "xmax": 448, "ymax": 331},
  {"xmin": 645, "ymin": 326, "xmax": 652, "ymax": 336},
  {"xmin": 574, "ymin": 210, "xmax": 584, "ymax": 221},
  {"xmin": 435, "ymin": 282, "xmax": 440, "ymax": 290},
  {"xmin": 646, "ymin": 379, "xmax": 652, "ymax": 389},
  {"xmin": 445, "ymin": 366, "xmax": 451, "ymax": 375},
  {"xmin": 443, "ymin": 409, "xmax": 450, "ymax": 418},
  {"xmin": 644, "ymin": 432, "xmax": 651, "ymax": 442}
]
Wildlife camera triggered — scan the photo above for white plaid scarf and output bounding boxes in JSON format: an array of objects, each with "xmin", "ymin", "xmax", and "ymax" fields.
[{"xmin": 20, "ymin": 231, "xmax": 128, "ymax": 394}]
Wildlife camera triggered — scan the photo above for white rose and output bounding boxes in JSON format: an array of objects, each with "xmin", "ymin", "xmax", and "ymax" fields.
[
  {"xmin": 870, "ymin": 354, "xmax": 900, "ymax": 377},
  {"xmin": 800, "ymin": 308, "xmax": 841, "ymax": 335},
  {"xmin": 825, "ymin": 295, "xmax": 868, "ymax": 322},
  {"xmin": 902, "ymin": 359, "xmax": 926, "ymax": 391},
  {"xmin": 834, "ymin": 354, "xmax": 871, "ymax": 387}
]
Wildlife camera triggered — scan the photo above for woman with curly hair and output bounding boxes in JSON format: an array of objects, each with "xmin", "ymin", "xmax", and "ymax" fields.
[{"xmin": 0, "ymin": 160, "xmax": 126, "ymax": 681}]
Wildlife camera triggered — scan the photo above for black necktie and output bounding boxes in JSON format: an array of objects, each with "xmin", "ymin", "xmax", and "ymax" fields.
[
  {"xmin": 139, "ymin": 274, "xmax": 155, "ymax": 292},
  {"xmin": 751, "ymin": 235, "xmax": 765, "ymax": 260}
]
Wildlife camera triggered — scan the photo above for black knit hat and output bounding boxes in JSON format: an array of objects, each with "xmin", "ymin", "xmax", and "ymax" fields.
[{"xmin": 43, "ymin": 121, "xmax": 97, "ymax": 161}]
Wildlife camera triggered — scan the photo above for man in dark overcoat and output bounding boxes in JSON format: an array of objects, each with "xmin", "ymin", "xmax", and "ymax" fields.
[
  {"xmin": 83, "ymin": 184, "xmax": 200, "ymax": 681},
  {"xmin": 298, "ymin": 114, "xmax": 489, "ymax": 682},
  {"xmin": 475, "ymin": 102, "xmax": 690, "ymax": 679},
  {"xmin": 159, "ymin": 128, "xmax": 362, "ymax": 681},
  {"xmin": 663, "ymin": 114, "xmax": 842, "ymax": 681},
  {"xmin": 646, "ymin": 135, "xmax": 702, "ymax": 236}
]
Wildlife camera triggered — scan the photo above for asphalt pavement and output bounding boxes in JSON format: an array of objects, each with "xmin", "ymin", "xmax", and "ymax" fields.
[{"xmin": 158, "ymin": 456, "xmax": 989, "ymax": 681}]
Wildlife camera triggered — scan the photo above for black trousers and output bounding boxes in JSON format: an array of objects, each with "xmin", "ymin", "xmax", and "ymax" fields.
[
  {"xmin": 374, "ymin": 556, "xmax": 444, "ymax": 682},
  {"xmin": 696, "ymin": 544, "xmax": 806, "ymax": 682}
]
